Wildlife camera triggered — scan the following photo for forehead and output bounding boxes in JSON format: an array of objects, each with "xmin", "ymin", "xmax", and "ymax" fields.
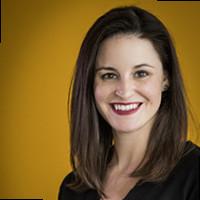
[{"xmin": 96, "ymin": 34, "xmax": 162, "ymax": 70}]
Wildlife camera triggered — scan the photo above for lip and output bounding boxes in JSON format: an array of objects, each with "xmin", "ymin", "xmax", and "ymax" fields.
[{"xmin": 110, "ymin": 102, "xmax": 142, "ymax": 115}]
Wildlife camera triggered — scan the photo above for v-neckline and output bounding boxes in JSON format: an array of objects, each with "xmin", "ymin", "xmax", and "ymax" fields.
[
  {"xmin": 122, "ymin": 180, "xmax": 144, "ymax": 200},
  {"xmin": 94, "ymin": 181, "xmax": 147, "ymax": 200}
]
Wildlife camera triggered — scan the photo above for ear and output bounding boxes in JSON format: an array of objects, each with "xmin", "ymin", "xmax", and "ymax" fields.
[{"xmin": 162, "ymin": 72, "xmax": 169, "ymax": 92}]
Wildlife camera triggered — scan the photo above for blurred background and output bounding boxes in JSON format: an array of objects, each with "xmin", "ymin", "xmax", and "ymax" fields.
[{"xmin": 0, "ymin": 0, "xmax": 200, "ymax": 199}]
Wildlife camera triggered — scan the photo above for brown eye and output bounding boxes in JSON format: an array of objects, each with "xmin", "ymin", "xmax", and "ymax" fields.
[
  {"xmin": 101, "ymin": 73, "xmax": 118, "ymax": 80},
  {"xmin": 134, "ymin": 70, "xmax": 149, "ymax": 78}
]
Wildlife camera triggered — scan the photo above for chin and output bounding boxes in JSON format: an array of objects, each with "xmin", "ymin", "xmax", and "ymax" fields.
[{"xmin": 112, "ymin": 124, "xmax": 140, "ymax": 134}]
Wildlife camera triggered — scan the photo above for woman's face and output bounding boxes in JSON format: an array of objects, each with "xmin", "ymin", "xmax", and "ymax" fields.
[{"xmin": 94, "ymin": 34, "xmax": 168, "ymax": 134}]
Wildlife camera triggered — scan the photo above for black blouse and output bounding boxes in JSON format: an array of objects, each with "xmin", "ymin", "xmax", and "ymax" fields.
[{"xmin": 58, "ymin": 141, "xmax": 200, "ymax": 200}]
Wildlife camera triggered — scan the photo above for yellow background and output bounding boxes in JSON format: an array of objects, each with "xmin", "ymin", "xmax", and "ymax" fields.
[{"xmin": 0, "ymin": 0, "xmax": 200, "ymax": 199}]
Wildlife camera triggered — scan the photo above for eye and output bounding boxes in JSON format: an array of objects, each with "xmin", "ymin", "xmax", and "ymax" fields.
[
  {"xmin": 134, "ymin": 70, "xmax": 149, "ymax": 78},
  {"xmin": 101, "ymin": 73, "xmax": 118, "ymax": 80}
]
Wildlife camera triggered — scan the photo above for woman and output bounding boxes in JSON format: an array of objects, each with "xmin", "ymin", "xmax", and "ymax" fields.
[{"xmin": 59, "ymin": 6, "xmax": 200, "ymax": 200}]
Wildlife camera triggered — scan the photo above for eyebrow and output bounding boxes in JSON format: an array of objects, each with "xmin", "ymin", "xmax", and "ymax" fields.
[{"xmin": 95, "ymin": 63, "xmax": 155, "ymax": 72}]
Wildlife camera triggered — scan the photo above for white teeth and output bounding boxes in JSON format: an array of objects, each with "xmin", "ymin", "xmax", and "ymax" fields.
[
  {"xmin": 113, "ymin": 103, "xmax": 140, "ymax": 111},
  {"xmin": 122, "ymin": 105, "xmax": 126, "ymax": 110},
  {"xmin": 133, "ymin": 104, "xmax": 138, "ymax": 109}
]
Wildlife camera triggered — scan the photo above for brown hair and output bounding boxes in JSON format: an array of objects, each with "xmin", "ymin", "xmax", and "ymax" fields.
[{"xmin": 68, "ymin": 6, "xmax": 189, "ymax": 195}]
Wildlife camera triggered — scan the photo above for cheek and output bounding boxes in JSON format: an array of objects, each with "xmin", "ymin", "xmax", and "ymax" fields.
[
  {"xmin": 94, "ymin": 85, "xmax": 108, "ymax": 105},
  {"xmin": 94, "ymin": 86, "xmax": 104, "ymax": 104},
  {"xmin": 94, "ymin": 82, "xmax": 114, "ymax": 104},
  {"xmin": 142, "ymin": 79, "xmax": 163, "ymax": 103},
  {"xmin": 94, "ymin": 84, "xmax": 112, "ymax": 117}
]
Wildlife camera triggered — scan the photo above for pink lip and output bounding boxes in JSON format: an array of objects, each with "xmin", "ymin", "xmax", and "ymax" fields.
[{"xmin": 110, "ymin": 102, "xmax": 142, "ymax": 116}]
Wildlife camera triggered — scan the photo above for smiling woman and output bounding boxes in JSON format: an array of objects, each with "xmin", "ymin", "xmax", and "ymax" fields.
[
  {"xmin": 94, "ymin": 35, "xmax": 166, "ymax": 134},
  {"xmin": 58, "ymin": 6, "xmax": 200, "ymax": 200}
]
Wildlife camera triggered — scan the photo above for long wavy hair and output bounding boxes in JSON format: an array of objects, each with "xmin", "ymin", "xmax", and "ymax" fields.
[{"xmin": 68, "ymin": 6, "xmax": 189, "ymax": 195}]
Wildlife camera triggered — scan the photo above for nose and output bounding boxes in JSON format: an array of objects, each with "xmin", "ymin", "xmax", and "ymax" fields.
[{"xmin": 114, "ymin": 78, "xmax": 135, "ymax": 99}]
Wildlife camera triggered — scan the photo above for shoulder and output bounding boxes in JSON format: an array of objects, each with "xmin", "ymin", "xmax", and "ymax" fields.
[
  {"xmin": 134, "ymin": 141, "xmax": 200, "ymax": 199},
  {"xmin": 58, "ymin": 172, "xmax": 84, "ymax": 200},
  {"xmin": 162, "ymin": 141, "xmax": 200, "ymax": 198},
  {"xmin": 181, "ymin": 141, "xmax": 200, "ymax": 167},
  {"xmin": 60, "ymin": 171, "xmax": 76, "ymax": 186},
  {"xmin": 172, "ymin": 141, "xmax": 200, "ymax": 177},
  {"xmin": 58, "ymin": 172, "xmax": 99, "ymax": 200}
]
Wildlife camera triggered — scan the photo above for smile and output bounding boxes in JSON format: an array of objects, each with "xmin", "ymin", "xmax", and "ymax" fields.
[{"xmin": 110, "ymin": 102, "xmax": 142, "ymax": 115}]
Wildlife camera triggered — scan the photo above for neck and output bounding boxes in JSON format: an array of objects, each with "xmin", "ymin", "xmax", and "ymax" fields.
[{"xmin": 110, "ymin": 121, "xmax": 153, "ymax": 174}]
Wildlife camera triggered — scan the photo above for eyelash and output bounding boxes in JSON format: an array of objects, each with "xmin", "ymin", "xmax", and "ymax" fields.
[
  {"xmin": 100, "ymin": 70, "xmax": 149, "ymax": 80},
  {"xmin": 100, "ymin": 73, "xmax": 118, "ymax": 80},
  {"xmin": 134, "ymin": 70, "xmax": 149, "ymax": 78}
]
